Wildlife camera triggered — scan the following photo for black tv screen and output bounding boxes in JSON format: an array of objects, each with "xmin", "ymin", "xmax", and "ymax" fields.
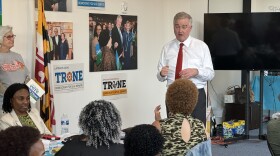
[{"xmin": 204, "ymin": 13, "xmax": 280, "ymax": 70}]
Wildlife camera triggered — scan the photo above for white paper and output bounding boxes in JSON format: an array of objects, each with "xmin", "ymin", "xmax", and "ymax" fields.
[{"xmin": 26, "ymin": 79, "xmax": 45, "ymax": 104}]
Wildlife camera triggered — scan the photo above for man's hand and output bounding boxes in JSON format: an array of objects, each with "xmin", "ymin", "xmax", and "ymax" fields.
[
  {"xmin": 179, "ymin": 68, "xmax": 198, "ymax": 79},
  {"xmin": 160, "ymin": 66, "xmax": 169, "ymax": 77},
  {"xmin": 154, "ymin": 105, "xmax": 161, "ymax": 121}
]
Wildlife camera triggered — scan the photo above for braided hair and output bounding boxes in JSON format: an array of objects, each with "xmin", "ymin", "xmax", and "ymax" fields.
[{"xmin": 2, "ymin": 83, "xmax": 31, "ymax": 113}]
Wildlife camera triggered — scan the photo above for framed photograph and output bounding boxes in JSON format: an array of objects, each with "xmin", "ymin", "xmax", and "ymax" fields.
[
  {"xmin": 36, "ymin": 21, "xmax": 73, "ymax": 60},
  {"xmin": 89, "ymin": 13, "xmax": 138, "ymax": 72},
  {"xmin": 35, "ymin": 0, "xmax": 72, "ymax": 12}
]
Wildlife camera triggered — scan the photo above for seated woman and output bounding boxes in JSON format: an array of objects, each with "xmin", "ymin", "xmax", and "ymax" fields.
[
  {"xmin": 55, "ymin": 100, "xmax": 123, "ymax": 156},
  {"xmin": 0, "ymin": 83, "xmax": 51, "ymax": 135},
  {"xmin": 124, "ymin": 124, "xmax": 164, "ymax": 156},
  {"xmin": 0, "ymin": 126, "xmax": 45, "ymax": 156},
  {"xmin": 152, "ymin": 79, "xmax": 209, "ymax": 156}
]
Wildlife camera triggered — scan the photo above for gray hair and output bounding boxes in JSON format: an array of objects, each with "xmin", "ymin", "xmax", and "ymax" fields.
[
  {"xmin": 79, "ymin": 100, "xmax": 122, "ymax": 148},
  {"xmin": 0, "ymin": 25, "xmax": 13, "ymax": 44},
  {"xmin": 173, "ymin": 12, "xmax": 192, "ymax": 26}
]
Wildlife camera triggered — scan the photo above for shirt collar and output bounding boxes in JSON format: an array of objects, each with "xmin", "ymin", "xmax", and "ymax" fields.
[{"xmin": 176, "ymin": 35, "xmax": 192, "ymax": 47}]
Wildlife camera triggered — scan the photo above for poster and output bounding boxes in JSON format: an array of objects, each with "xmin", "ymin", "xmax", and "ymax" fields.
[
  {"xmin": 26, "ymin": 79, "xmax": 45, "ymax": 104},
  {"xmin": 52, "ymin": 63, "xmax": 84, "ymax": 93},
  {"xmin": 36, "ymin": 21, "xmax": 74, "ymax": 60},
  {"xmin": 35, "ymin": 0, "xmax": 73, "ymax": 12},
  {"xmin": 102, "ymin": 73, "xmax": 127, "ymax": 100},
  {"xmin": 78, "ymin": 0, "xmax": 105, "ymax": 9},
  {"xmin": 89, "ymin": 13, "xmax": 138, "ymax": 72}
]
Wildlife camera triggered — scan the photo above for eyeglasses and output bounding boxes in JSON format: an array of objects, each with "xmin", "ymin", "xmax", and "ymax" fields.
[{"xmin": 4, "ymin": 35, "xmax": 16, "ymax": 40}]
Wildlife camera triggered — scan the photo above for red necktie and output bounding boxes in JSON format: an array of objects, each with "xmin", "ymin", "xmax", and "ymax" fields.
[{"xmin": 175, "ymin": 43, "xmax": 184, "ymax": 79}]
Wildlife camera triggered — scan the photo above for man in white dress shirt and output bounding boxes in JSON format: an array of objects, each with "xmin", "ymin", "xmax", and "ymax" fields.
[{"xmin": 157, "ymin": 12, "xmax": 215, "ymax": 124}]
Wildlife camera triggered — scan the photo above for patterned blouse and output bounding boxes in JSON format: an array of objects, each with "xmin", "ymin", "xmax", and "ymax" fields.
[
  {"xmin": 18, "ymin": 114, "xmax": 37, "ymax": 129},
  {"xmin": 159, "ymin": 113, "xmax": 207, "ymax": 156}
]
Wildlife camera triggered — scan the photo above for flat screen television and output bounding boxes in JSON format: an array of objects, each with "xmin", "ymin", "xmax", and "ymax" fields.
[{"xmin": 204, "ymin": 13, "xmax": 280, "ymax": 70}]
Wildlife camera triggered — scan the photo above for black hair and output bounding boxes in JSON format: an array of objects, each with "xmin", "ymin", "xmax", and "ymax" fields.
[
  {"xmin": 98, "ymin": 29, "xmax": 110, "ymax": 47},
  {"xmin": 0, "ymin": 126, "xmax": 41, "ymax": 156},
  {"xmin": 124, "ymin": 124, "xmax": 164, "ymax": 156},
  {"xmin": 2, "ymin": 83, "xmax": 31, "ymax": 113},
  {"xmin": 94, "ymin": 23, "xmax": 102, "ymax": 37}
]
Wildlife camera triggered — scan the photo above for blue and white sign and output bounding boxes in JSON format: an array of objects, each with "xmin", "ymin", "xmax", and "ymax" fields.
[
  {"xmin": 26, "ymin": 79, "xmax": 45, "ymax": 104},
  {"xmin": 78, "ymin": 0, "xmax": 105, "ymax": 9},
  {"xmin": 52, "ymin": 63, "xmax": 84, "ymax": 93}
]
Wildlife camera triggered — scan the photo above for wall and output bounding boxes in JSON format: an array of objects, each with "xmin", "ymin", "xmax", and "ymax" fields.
[
  {"xmin": 5, "ymin": 0, "xmax": 271, "ymax": 134},
  {"xmin": 2, "ymin": 0, "xmax": 200, "ymax": 135},
  {"xmin": 252, "ymin": 0, "xmax": 280, "ymax": 12}
]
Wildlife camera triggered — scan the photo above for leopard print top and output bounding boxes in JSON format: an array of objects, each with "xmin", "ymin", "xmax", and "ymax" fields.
[{"xmin": 159, "ymin": 113, "xmax": 207, "ymax": 156}]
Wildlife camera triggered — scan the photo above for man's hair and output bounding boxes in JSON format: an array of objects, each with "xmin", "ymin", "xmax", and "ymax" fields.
[
  {"xmin": 124, "ymin": 124, "xmax": 164, "ymax": 156},
  {"xmin": 166, "ymin": 79, "xmax": 198, "ymax": 116},
  {"xmin": 0, "ymin": 25, "xmax": 13, "ymax": 44},
  {"xmin": 2, "ymin": 83, "xmax": 31, "ymax": 113},
  {"xmin": 116, "ymin": 15, "xmax": 123, "ymax": 21},
  {"xmin": 173, "ymin": 12, "xmax": 192, "ymax": 25},
  {"xmin": 79, "ymin": 100, "xmax": 122, "ymax": 148},
  {"xmin": 0, "ymin": 126, "xmax": 41, "ymax": 156}
]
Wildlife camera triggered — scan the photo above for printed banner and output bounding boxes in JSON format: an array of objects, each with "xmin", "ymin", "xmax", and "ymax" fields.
[
  {"xmin": 26, "ymin": 79, "xmax": 45, "ymax": 104},
  {"xmin": 78, "ymin": 0, "xmax": 105, "ymax": 8},
  {"xmin": 102, "ymin": 73, "xmax": 127, "ymax": 100},
  {"xmin": 52, "ymin": 63, "xmax": 84, "ymax": 93}
]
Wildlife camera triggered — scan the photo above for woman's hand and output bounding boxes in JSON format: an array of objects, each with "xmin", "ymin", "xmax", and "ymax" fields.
[{"xmin": 154, "ymin": 105, "xmax": 161, "ymax": 121}]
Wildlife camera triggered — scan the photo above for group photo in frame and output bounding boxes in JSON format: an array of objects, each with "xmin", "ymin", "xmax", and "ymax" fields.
[
  {"xmin": 89, "ymin": 13, "xmax": 138, "ymax": 72},
  {"xmin": 36, "ymin": 21, "xmax": 74, "ymax": 60},
  {"xmin": 35, "ymin": 0, "xmax": 72, "ymax": 12}
]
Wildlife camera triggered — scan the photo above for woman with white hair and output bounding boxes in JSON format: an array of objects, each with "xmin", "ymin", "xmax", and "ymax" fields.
[
  {"xmin": 55, "ymin": 100, "xmax": 124, "ymax": 156},
  {"xmin": 0, "ymin": 25, "xmax": 29, "ymax": 116}
]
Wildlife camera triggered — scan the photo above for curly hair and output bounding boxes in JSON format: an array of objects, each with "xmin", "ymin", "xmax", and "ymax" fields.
[
  {"xmin": 166, "ymin": 79, "xmax": 198, "ymax": 116},
  {"xmin": 0, "ymin": 126, "xmax": 41, "ymax": 156},
  {"xmin": 124, "ymin": 124, "xmax": 164, "ymax": 156},
  {"xmin": 2, "ymin": 83, "xmax": 31, "ymax": 113},
  {"xmin": 79, "ymin": 100, "xmax": 122, "ymax": 148}
]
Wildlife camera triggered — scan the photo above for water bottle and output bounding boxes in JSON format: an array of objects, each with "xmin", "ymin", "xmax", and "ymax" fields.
[
  {"xmin": 210, "ymin": 116, "xmax": 217, "ymax": 137},
  {"xmin": 49, "ymin": 137, "xmax": 57, "ymax": 155},
  {"xmin": 61, "ymin": 114, "xmax": 69, "ymax": 135}
]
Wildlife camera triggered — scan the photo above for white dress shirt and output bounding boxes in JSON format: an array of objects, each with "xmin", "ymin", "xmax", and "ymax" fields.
[{"xmin": 157, "ymin": 36, "xmax": 215, "ymax": 89}]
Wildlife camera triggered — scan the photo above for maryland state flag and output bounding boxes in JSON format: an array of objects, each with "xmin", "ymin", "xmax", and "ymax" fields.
[{"xmin": 35, "ymin": 0, "xmax": 55, "ymax": 132}]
